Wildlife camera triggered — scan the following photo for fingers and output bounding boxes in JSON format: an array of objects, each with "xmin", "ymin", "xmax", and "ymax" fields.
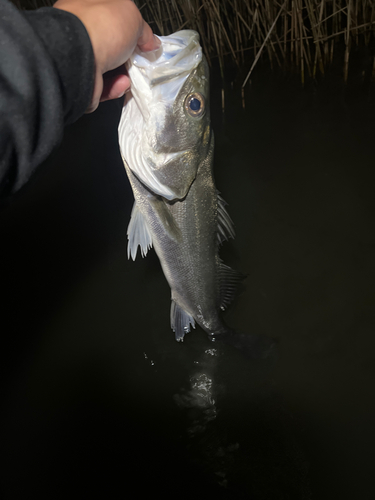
[
  {"xmin": 97, "ymin": 19, "xmax": 160, "ymax": 107},
  {"xmin": 98, "ymin": 28, "xmax": 160, "ymax": 106},
  {"xmin": 137, "ymin": 21, "xmax": 160, "ymax": 52},
  {"xmin": 100, "ymin": 66, "xmax": 130, "ymax": 103},
  {"xmin": 56, "ymin": 0, "xmax": 160, "ymax": 112}
]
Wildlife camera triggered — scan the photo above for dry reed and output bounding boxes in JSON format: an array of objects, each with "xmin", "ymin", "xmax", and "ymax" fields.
[
  {"xmin": 134, "ymin": 0, "xmax": 375, "ymax": 85},
  {"xmin": 12, "ymin": 0, "xmax": 375, "ymax": 84}
]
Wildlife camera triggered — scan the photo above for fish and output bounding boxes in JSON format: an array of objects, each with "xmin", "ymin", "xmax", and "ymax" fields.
[{"xmin": 118, "ymin": 30, "xmax": 247, "ymax": 347}]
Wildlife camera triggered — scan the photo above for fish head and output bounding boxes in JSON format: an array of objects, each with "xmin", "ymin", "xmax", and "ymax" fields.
[{"xmin": 119, "ymin": 31, "xmax": 211, "ymax": 201}]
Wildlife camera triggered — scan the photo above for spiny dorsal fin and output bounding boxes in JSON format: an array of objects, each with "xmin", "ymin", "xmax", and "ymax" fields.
[
  {"xmin": 217, "ymin": 192, "xmax": 235, "ymax": 244},
  {"xmin": 219, "ymin": 261, "xmax": 246, "ymax": 311},
  {"xmin": 170, "ymin": 300, "xmax": 195, "ymax": 342},
  {"xmin": 127, "ymin": 202, "xmax": 153, "ymax": 260}
]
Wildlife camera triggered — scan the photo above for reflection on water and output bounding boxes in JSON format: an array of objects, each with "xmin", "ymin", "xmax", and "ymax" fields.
[
  {"xmin": 174, "ymin": 348, "xmax": 218, "ymax": 436},
  {"xmin": 172, "ymin": 346, "xmax": 244, "ymax": 492},
  {"xmin": 143, "ymin": 351, "xmax": 155, "ymax": 366}
]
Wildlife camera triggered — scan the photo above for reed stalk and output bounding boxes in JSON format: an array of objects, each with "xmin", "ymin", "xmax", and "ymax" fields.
[{"xmin": 12, "ymin": 0, "xmax": 375, "ymax": 84}]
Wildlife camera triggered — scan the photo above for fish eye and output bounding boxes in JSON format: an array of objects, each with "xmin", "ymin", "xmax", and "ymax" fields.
[{"xmin": 184, "ymin": 92, "xmax": 205, "ymax": 118}]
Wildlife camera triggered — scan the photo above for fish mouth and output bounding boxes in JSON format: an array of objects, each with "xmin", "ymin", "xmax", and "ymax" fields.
[
  {"xmin": 125, "ymin": 31, "xmax": 203, "ymax": 121},
  {"xmin": 130, "ymin": 31, "xmax": 202, "ymax": 90}
]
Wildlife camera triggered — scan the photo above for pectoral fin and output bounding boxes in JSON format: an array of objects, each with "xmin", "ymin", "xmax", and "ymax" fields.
[
  {"xmin": 127, "ymin": 202, "xmax": 153, "ymax": 260},
  {"xmin": 170, "ymin": 300, "xmax": 195, "ymax": 342}
]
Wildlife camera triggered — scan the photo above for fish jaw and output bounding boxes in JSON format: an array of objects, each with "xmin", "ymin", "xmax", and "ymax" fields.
[{"xmin": 118, "ymin": 31, "xmax": 211, "ymax": 202}]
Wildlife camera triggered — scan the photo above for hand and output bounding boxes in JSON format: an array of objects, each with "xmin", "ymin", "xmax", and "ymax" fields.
[{"xmin": 53, "ymin": 0, "xmax": 160, "ymax": 112}]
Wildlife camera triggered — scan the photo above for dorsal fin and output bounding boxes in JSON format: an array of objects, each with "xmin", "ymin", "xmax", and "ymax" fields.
[
  {"xmin": 219, "ymin": 261, "xmax": 246, "ymax": 311},
  {"xmin": 170, "ymin": 300, "xmax": 195, "ymax": 342},
  {"xmin": 127, "ymin": 202, "xmax": 153, "ymax": 260},
  {"xmin": 217, "ymin": 192, "xmax": 235, "ymax": 244}
]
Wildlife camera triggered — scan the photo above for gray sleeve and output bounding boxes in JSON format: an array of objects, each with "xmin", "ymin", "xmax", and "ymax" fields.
[{"xmin": 0, "ymin": 0, "xmax": 95, "ymax": 197}]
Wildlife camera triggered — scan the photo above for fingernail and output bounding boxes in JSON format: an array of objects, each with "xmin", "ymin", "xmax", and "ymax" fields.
[
  {"xmin": 154, "ymin": 35, "xmax": 161, "ymax": 47},
  {"xmin": 117, "ymin": 86, "xmax": 131, "ymax": 99},
  {"xmin": 146, "ymin": 36, "xmax": 161, "ymax": 53}
]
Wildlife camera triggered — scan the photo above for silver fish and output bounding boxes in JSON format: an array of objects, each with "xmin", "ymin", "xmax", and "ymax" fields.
[{"xmin": 118, "ymin": 31, "xmax": 243, "ymax": 343}]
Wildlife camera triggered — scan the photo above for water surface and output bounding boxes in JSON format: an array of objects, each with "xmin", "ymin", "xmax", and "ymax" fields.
[{"xmin": 1, "ymin": 63, "xmax": 375, "ymax": 498}]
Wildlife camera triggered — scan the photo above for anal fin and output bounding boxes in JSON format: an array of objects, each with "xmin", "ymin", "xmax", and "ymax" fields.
[
  {"xmin": 127, "ymin": 202, "xmax": 153, "ymax": 260},
  {"xmin": 219, "ymin": 261, "xmax": 246, "ymax": 311},
  {"xmin": 170, "ymin": 300, "xmax": 195, "ymax": 342}
]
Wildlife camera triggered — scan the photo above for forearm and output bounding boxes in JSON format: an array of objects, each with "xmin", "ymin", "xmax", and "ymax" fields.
[{"xmin": 0, "ymin": 0, "xmax": 94, "ymax": 197}]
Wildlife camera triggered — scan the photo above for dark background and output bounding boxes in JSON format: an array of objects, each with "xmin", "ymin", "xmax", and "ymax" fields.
[{"xmin": 1, "ymin": 56, "xmax": 375, "ymax": 498}]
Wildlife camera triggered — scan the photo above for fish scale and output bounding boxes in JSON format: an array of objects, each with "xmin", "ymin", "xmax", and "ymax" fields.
[{"xmin": 119, "ymin": 30, "xmax": 244, "ymax": 343}]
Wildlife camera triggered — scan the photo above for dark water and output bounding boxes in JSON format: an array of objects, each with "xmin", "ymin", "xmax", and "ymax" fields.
[{"xmin": 1, "ymin": 63, "xmax": 375, "ymax": 498}]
